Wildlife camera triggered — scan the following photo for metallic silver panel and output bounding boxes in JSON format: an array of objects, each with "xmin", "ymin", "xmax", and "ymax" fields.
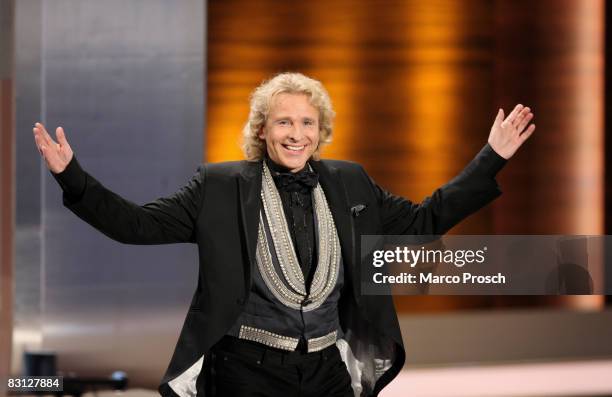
[
  {"xmin": 15, "ymin": 0, "xmax": 205, "ymax": 388},
  {"xmin": 14, "ymin": 0, "xmax": 44, "ymax": 374}
]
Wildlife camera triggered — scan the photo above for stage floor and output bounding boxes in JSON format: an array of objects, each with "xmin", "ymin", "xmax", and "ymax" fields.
[{"xmin": 382, "ymin": 359, "xmax": 612, "ymax": 397}]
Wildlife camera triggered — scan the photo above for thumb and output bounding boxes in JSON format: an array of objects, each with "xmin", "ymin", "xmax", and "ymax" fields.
[
  {"xmin": 56, "ymin": 126, "xmax": 69, "ymax": 147},
  {"xmin": 494, "ymin": 108, "xmax": 504, "ymax": 126}
]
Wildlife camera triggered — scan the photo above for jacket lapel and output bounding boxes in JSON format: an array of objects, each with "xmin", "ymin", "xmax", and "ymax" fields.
[
  {"xmin": 238, "ymin": 160, "xmax": 263, "ymax": 295},
  {"xmin": 237, "ymin": 158, "xmax": 359, "ymax": 305},
  {"xmin": 309, "ymin": 159, "xmax": 360, "ymax": 304}
]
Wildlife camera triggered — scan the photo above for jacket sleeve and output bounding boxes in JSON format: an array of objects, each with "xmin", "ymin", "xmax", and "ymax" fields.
[
  {"xmin": 51, "ymin": 155, "xmax": 206, "ymax": 244},
  {"xmin": 367, "ymin": 143, "xmax": 507, "ymax": 235}
]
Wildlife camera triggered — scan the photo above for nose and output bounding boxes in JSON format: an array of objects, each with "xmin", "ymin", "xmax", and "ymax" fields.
[{"xmin": 287, "ymin": 124, "xmax": 304, "ymax": 142}]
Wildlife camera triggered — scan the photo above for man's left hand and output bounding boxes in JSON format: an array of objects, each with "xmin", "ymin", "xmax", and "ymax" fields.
[{"xmin": 488, "ymin": 104, "xmax": 535, "ymax": 159}]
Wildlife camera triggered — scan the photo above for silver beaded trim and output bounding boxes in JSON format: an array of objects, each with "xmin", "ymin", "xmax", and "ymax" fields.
[
  {"xmin": 239, "ymin": 325, "xmax": 299, "ymax": 351},
  {"xmin": 256, "ymin": 218, "xmax": 304, "ymax": 308},
  {"xmin": 257, "ymin": 162, "xmax": 341, "ymax": 312},
  {"xmin": 307, "ymin": 330, "xmax": 338, "ymax": 352},
  {"xmin": 238, "ymin": 325, "xmax": 337, "ymax": 353},
  {"xmin": 261, "ymin": 163, "xmax": 306, "ymax": 295}
]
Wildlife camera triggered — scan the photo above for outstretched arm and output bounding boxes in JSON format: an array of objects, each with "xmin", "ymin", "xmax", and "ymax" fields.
[
  {"xmin": 32, "ymin": 123, "xmax": 205, "ymax": 244},
  {"xmin": 371, "ymin": 104, "xmax": 535, "ymax": 235}
]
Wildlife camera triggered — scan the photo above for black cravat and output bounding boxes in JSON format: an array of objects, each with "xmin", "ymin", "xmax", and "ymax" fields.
[
  {"xmin": 265, "ymin": 157, "xmax": 318, "ymax": 291},
  {"xmin": 272, "ymin": 169, "xmax": 319, "ymax": 194}
]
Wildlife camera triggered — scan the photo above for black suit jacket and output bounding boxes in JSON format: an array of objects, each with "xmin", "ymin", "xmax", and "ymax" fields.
[{"xmin": 54, "ymin": 143, "xmax": 506, "ymax": 397}]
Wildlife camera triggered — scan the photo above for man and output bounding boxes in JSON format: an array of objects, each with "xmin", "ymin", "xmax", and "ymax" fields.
[{"xmin": 32, "ymin": 72, "xmax": 535, "ymax": 397}]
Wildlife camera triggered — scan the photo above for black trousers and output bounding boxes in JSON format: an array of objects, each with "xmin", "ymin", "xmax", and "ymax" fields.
[{"xmin": 197, "ymin": 335, "xmax": 354, "ymax": 397}]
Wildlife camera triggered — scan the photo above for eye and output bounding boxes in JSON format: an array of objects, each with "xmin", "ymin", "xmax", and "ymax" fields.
[
  {"xmin": 277, "ymin": 119, "xmax": 290, "ymax": 126},
  {"xmin": 304, "ymin": 119, "xmax": 315, "ymax": 126}
]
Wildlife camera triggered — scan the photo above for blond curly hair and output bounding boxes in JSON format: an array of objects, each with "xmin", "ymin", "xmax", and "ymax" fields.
[{"xmin": 241, "ymin": 72, "xmax": 335, "ymax": 161}]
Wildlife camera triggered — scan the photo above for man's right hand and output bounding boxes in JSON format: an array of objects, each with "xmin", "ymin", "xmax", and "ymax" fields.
[{"xmin": 33, "ymin": 122, "xmax": 74, "ymax": 174}]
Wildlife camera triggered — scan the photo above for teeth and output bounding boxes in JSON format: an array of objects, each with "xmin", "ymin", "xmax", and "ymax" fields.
[{"xmin": 285, "ymin": 145, "xmax": 304, "ymax": 151}]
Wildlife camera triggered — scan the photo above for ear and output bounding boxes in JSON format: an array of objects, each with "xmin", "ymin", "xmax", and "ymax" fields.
[{"xmin": 257, "ymin": 126, "xmax": 265, "ymax": 140}]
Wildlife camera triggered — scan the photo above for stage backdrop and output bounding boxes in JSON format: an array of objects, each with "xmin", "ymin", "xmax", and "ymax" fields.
[{"xmin": 205, "ymin": 0, "xmax": 605, "ymax": 312}]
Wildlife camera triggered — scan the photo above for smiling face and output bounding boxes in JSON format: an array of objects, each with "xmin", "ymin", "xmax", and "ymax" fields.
[{"xmin": 258, "ymin": 93, "xmax": 320, "ymax": 173}]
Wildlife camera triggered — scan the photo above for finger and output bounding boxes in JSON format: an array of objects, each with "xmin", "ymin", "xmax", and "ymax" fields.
[
  {"xmin": 33, "ymin": 126, "xmax": 41, "ymax": 141},
  {"xmin": 33, "ymin": 124, "xmax": 51, "ymax": 147},
  {"xmin": 39, "ymin": 142, "xmax": 48, "ymax": 158},
  {"xmin": 33, "ymin": 123, "xmax": 47, "ymax": 140},
  {"xmin": 500, "ymin": 108, "xmax": 510, "ymax": 129},
  {"xmin": 33, "ymin": 133, "xmax": 44, "ymax": 156},
  {"xmin": 33, "ymin": 125, "xmax": 50, "ymax": 145},
  {"xmin": 35, "ymin": 122, "xmax": 56, "ymax": 145},
  {"xmin": 517, "ymin": 112, "xmax": 534, "ymax": 132},
  {"xmin": 56, "ymin": 126, "xmax": 69, "ymax": 147},
  {"xmin": 505, "ymin": 104, "xmax": 524, "ymax": 126},
  {"xmin": 510, "ymin": 104, "xmax": 526, "ymax": 127},
  {"xmin": 519, "ymin": 124, "xmax": 536, "ymax": 143},
  {"xmin": 513, "ymin": 107, "xmax": 531, "ymax": 128},
  {"xmin": 494, "ymin": 108, "xmax": 504, "ymax": 125},
  {"xmin": 34, "ymin": 133, "xmax": 54, "ymax": 160}
]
